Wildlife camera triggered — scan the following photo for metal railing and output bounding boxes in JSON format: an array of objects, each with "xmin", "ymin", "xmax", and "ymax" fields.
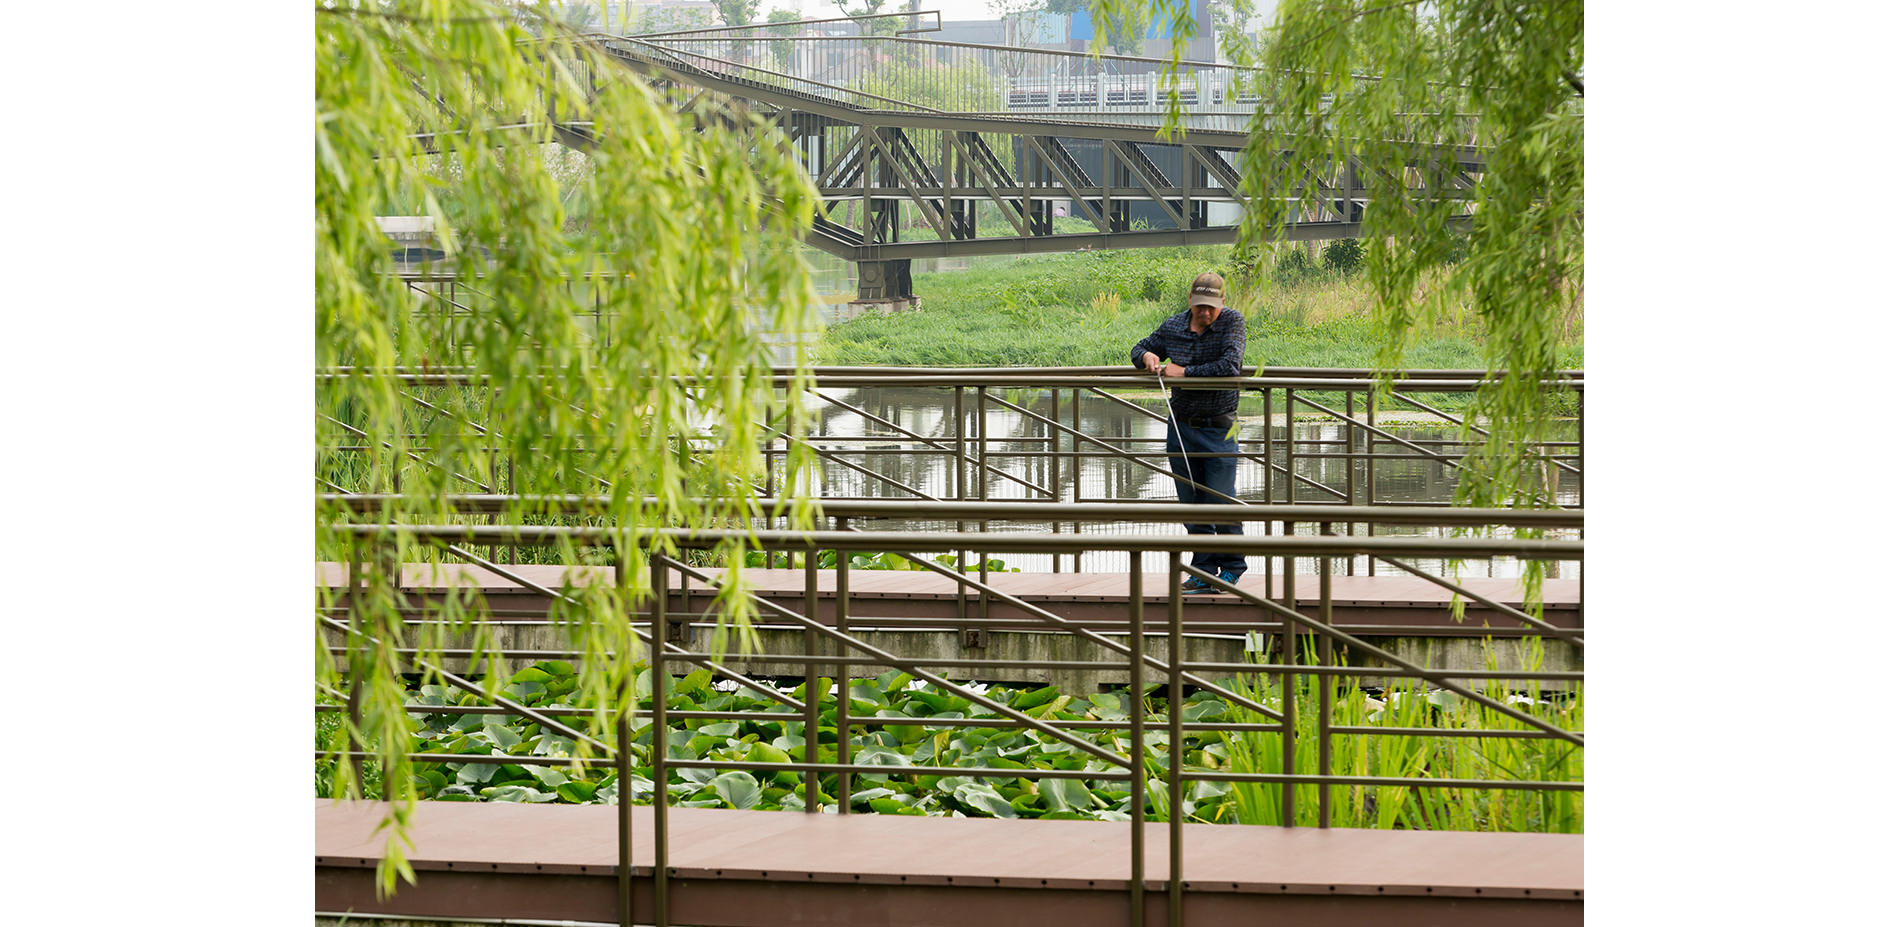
[
  {"xmin": 589, "ymin": 23, "xmax": 1481, "ymax": 142},
  {"xmin": 318, "ymin": 364, "xmax": 1583, "ymax": 576},
  {"xmin": 319, "ymin": 503, "xmax": 1582, "ymax": 927},
  {"xmin": 628, "ymin": 33, "xmax": 1260, "ymax": 121}
]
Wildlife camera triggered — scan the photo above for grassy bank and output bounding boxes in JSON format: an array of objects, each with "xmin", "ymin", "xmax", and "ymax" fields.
[{"xmin": 816, "ymin": 246, "xmax": 1584, "ymax": 373}]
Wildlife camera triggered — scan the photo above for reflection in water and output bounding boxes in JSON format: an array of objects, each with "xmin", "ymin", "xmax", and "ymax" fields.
[{"xmin": 776, "ymin": 386, "xmax": 1581, "ymax": 578}]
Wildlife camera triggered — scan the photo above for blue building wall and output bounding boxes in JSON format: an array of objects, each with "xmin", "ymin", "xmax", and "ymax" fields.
[{"xmin": 1068, "ymin": 0, "xmax": 1206, "ymax": 41}]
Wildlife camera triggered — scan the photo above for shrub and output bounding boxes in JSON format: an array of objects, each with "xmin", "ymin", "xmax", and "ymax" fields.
[
  {"xmin": 1225, "ymin": 242, "xmax": 1263, "ymax": 292},
  {"xmin": 1273, "ymin": 247, "xmax": 1317, "ymax": 285},
  {"xmin": 1321, "ymin": 238, "xmax": 1364, "ymax": 276}
]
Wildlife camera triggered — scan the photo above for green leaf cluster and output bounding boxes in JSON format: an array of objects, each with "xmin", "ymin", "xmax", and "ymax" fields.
[
  {"xmin": 353, "ymin": 659, "xmax": 1579, "ymax": 834},
  {"xmin": 316, "ymin": 0, "xmax": 824, "ymax": 893}
]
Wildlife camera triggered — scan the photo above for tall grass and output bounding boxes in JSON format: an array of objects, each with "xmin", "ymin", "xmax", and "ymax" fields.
[{"xmin": 1218, "ymin": 636, "xmax": 1582, "ymax": 832}]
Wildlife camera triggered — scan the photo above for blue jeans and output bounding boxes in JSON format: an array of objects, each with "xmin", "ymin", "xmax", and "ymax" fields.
[{"xmin": 1165, "ymin": 421, "xmax": 1247, "ymax": 578}]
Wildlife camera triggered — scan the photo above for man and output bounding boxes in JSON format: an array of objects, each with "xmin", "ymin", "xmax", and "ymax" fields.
[{"xmin": 1130, "ymin": 271, "xmax": 1248, "ymax": 594}]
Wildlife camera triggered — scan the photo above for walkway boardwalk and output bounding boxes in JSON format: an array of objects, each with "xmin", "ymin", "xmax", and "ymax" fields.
[
  {"xmin": 318, "ymin": 563, "xmax": 1580, "ymax": 636},
  {"xmin": 316, "ymin": 799, "xmax": 1583, "ymax": 926}
]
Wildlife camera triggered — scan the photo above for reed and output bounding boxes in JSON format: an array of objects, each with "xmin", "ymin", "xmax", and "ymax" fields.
[{"xmin": 1219, "ymin": 636, "xmax": 1583, "ymax": 832}]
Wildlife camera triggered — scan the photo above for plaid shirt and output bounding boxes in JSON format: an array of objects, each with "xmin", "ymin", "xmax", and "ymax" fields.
[{"xmin": 1130, "ymin": 308, "xmax": 1246, "ymax": 419}]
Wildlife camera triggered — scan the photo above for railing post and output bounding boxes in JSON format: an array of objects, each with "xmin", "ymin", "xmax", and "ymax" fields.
[
  {"xmin": 954, "ymin": 387, "xmax": 968, "ymax": 622},
  {"xmin": 1050, "ymin": 387, "xmax": 1061, "ymax": 572},
  {"xmin": 616, "ymin": 711, "xmax": 633, "ymax": 927},
  {"xmin": 1281, "ymin": 385, "xmax": 1297, "ymax": 824},
  {"xmin": 1280, "ymin": 517, "xmax": 1297, "ymax": 827},
  {"xmin": 835, "ymin": 517, "xmax": 852, "ymax": 813},
  {"xmin": 1261, "ymin": 387, "xmax": 1272, "ymax": 603},
  {"xmin": 1344, "ymin": 391, "xmax": 1356, "ymax": 578},
  {"xmin": 344, "ymin": 547, "xmax": 365, "ymax": 793},
  {"xmin": 649, "ymin": 553, "xmax": 670, "ymax": 927},
  {"xmin": 804, "ymin": 543, "xmax": 821, "ymax": 813},
  {"xmin": 612, "ymin": 549, "xmax": 635, "ymax": 927},
  {"xmin": 1167, "ymin": 551, "xmax": 1184, "ymax": 927},
  {"xmin": 1127, "ymin": 558, "xmax": 1145, "ymax": 927},
  {"xmin": 1283, "ymin": 386, "xmax": 1295, "ymax": 506},
  {"xmin": 1366, "ymin": 387, "xmax": 1377, "ymax": 575},
  {"xmin": 764, "ymin": 388, "xmax": 777, "ymax": 501},
  {"xmin": 977, "ymin": 387, "xmax": 989, "ymax": 632},
  {"xmin": 1071, "ymin": 386, "xmax": 1082, "ymax": 571},
  {"xmin": 1317, "ymin": 523, "xmax": 1333, "ymax": 828}
]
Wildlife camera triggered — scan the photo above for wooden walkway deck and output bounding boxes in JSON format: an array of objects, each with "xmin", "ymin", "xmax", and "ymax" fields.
[
  {"xmin": 316, "ymin": 799, "xmax": 1583, "ymax": 926},
  {"xmin": 318, "ymin": 563, "xmax": 1581, "ymax": 638}
]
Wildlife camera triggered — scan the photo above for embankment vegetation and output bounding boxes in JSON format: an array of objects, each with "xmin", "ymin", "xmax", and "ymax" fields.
[{"xmin": 816, "ymin": 243, "xmax": 1584, "ymax": 374}]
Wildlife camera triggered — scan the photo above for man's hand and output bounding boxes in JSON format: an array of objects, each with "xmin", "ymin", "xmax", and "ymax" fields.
[
  {"xmin": 1142, "ymin": 351, "xmax": 1162, "ymax": 372},
  {"xmin": 1160, "ymin": 363, "xmax": 1186, "ymax": 377}
]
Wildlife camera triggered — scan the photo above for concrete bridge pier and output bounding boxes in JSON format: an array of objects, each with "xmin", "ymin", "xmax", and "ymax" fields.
[{"xmin": 856, "ymin": 258, "xmax": 916, "ymax": 304}]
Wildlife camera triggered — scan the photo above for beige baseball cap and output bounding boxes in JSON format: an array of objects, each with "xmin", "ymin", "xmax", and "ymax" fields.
[{"xmin": 1189, "ymin": 271, "xmax": 1225, "ymax": 309}]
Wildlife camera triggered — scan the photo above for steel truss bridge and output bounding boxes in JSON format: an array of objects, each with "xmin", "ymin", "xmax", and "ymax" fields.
[{"xmin": 546, "ymin": 15, "xmax": 1484, "ymax": 299}]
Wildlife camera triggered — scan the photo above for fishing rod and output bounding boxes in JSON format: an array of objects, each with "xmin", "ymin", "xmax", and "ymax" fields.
[{"xmin": 1157, "ymin": 366, "xmax": 1195, "ymax": 480}]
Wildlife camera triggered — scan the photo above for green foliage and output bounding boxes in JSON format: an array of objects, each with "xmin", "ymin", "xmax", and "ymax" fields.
[
  {"xmin": 359, "ymin": 659, "xmax": 1578, "ymax": 832},
  {"xmin": 1224, "ymin": 241, "xmax": 1263, "ymax": 292},
  {"xmin": 1321, "ymin": 238, "xmax": 1364, "ymax": 276},
  {"xmin": 1232, "ymin": 1, "xmax": 1584, "ymax": 513},
  {"xmin": 764, "ymin": 8, "xmax": 803, "ymax": 68},
  {"xmin": 1222, "ymin": 642, "xmax": 1582, "ymax": 831},
  {"xmin": 1272, "ymin": 247, "xmax": 1317, "ymax": 286},
  {"xmin": 711, "ymin": 0, "xmax": 762, "ymax": 27},
  {"xmin": 317, "ymin": 0, "xmax": 822, "ymax": 892}
]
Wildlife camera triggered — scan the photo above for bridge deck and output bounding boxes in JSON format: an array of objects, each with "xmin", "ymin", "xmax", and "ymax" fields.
[
  {"xmin": 316, "ymin": 799, "xmax": 1582, "ymax": 926},
  {"xmin": 319, "ymin": 564, "xmax": 1579, "ymax": 637}
]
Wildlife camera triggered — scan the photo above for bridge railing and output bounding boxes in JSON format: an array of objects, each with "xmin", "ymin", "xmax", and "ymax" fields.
[
  {"xmin": 320, "ymin": 509, "xmax": 1581, "ymax": 926},
  {"xmin": 606, "ymin": 30, "xmax": 1267, "ymax": 124},
  {"xmin": 593, "ymin": 28, "xmax": 1482, "ymax": 143},
  {"xmin": 317, "ymin": 364, "xmax": 1582, "ymax": 575}
]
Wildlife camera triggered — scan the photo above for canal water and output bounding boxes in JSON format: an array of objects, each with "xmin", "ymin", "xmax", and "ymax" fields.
[{"xmin": 791, "ymin": 385, "xmax": 1581, "ymax": 579}]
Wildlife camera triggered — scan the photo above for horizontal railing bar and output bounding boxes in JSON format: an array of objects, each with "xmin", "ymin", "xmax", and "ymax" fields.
[
  {"xmin": 335, "ymin": 524, "xmax": 1585, "ymax": 558},
  {"xmin": 793, "ymin": 365, "xmax": 1584, "ymax": 379},
  {"xmin": 659, "ymin": 653, "xmax": 1150, "ymax": 670},
  {"xmin": 660, "ymin": 710, "xmax": 1579, "ymax": 740},
  {"xmin": 324, "ymin": 495, "xmax": 1585, "ymax": 529},
  {"xmin": 672, "ymin": 758, "xmax": 1132, "ymax": 781},
  {"xmin": 318, "ymin": 706, "xmax": 1581, "ymax": 741},
  {"xmin": 1176, "ymin": 770, "xmax": 1581, "ymax": 790},
  {"xmin": 320, "ymin": 624, "xmax": 1579, "ymax": 652},
  {"xmin": 326, "ymin": 752, "xmax": 1575, "ymax": 792},
  {"xmin": 1180, "ymin": 662, "xmax": 1582, "ymax": 680},
  {"xmin": 318, "ymin": 368, "xmax": 1583, "ymax": 391},
  {"xmin": 328, "ymin": 751, "xmax": 620, "ymax": 768},
  {"xmin": 669, "ymin": 710, "xmax": 1140, "ymax": 731},
  {"xmin": 1325, "ymin": 724, "xmax": 1581, "ymax": 738}
]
